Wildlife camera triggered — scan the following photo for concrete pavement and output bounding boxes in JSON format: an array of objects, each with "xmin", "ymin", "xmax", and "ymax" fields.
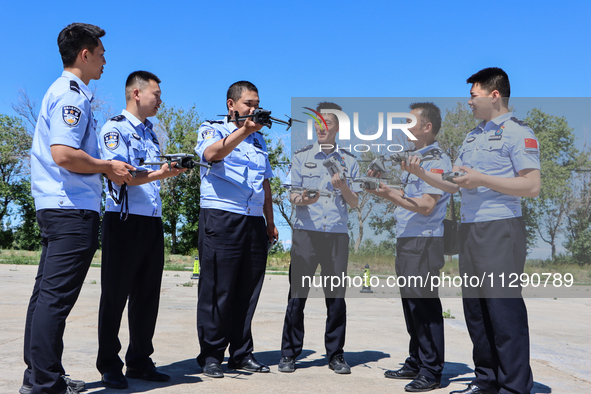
[{"xmin": 1, "ymin": 264, "xmax": 590, "ymax": 393}]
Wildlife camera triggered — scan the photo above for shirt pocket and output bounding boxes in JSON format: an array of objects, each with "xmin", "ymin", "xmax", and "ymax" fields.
[
  {"xmin": 481, "ymin": 140, "xmax": 510, "ymax": 170},
  {"xmin": 250, "ymin": 145, "xmax": 268, "ymax": 172},
  {"xmin": 301, "ymin": 171, "xmax": 321, "ymax": 188},
  {"xmin": 458, "ymin": 145, "xmax": 476, "ymax": 167},
  {"xmin": 129, "ymin": 138, "xmax": 147, "ymax": 167}
]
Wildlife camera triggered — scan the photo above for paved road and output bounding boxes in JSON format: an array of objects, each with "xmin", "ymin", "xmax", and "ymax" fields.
[{"xmin": 1, "ymin": 264, "xmax": 590, "ymax": 393}]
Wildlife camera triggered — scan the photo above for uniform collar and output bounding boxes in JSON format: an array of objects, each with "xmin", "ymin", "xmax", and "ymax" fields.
[
  {"xmin": 313, "ymin": 141, "xmax": 342, "ymax": 158},
  {"xmin": 224, "ymin": 116, "xmax": 238, "ymax": 133},
  {"xmin": 121, "ymin": 109, "xmax": 153, "ymax": 131},
  {"xmin": 62, "ymin": 71, "xmax": 93, "ymax": 102},
  {"xmin": 477, "ymin": 112, "xmax": 513, "ymax": 133}
]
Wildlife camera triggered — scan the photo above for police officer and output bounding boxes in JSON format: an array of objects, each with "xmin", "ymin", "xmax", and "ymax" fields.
[
  {"xmin": 367, "ymin": 102, "xmax": 449, "ymax": 392},
  {"xmin": 279, "ymin": 102, "xmax": 360, "ymax": 375},
  {"xmin": 403, "ymin": 68, "xmax": 540, "ymax": 394},
  {"xmin": 194, "ymin": 81, "xmax": 278, "ymax": 378},
  {"xmin": 96, "ymin": 71, "xmax": 185, "ymax": 389},
  {"xmin": 23, "ymin": 23, "xmax": 134, "ymax": 394}
]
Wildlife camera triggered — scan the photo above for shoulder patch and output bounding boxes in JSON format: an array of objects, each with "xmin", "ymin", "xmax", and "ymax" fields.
[
  {"xmin": 62, "ymin": 106, "xmax": 81, "ymax": 127},
  {"xmin": 104, "ymin": 131, "xmax": 120, "ymax": 150},
  {"xmin": 340, "ymin": 149, "xmax": 355, "ymax": 158},
  {"xmin": 294, "ymin": 144, "xmax": 313, "ymax": 154},
  {"xmin": 69, "ymin": 80, "xmax": 80, "ymax": 94},
  {"xmin": 510, "ymin": 117, "xmax": 530, "ymax": 127},
  {"xmin": 110, "ymin": 114, "xmax": 126, "ymax": 122},
  {"xmin": 201, "ymin": 128, "xmax": 215, "ymax": 140}
]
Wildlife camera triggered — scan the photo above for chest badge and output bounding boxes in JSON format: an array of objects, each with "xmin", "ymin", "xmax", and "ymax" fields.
[
  {"xmin": 466, "ymin": 136, "xmax": 476, "ymax": 143},
  {"xmin": 132, "ymin": 133, "xmax": 141, "ymax": 140},
  {"xmin": 304, "ymin": 162, "xmax": 317, "ymax": 168},
  {"xmin": 253, "ymin": 137, "xmax": 263, "ymax": 149}
]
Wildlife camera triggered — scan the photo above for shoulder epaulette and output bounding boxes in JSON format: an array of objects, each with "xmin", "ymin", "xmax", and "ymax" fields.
[
  {"xmin": 510, "ymin": 117, "xmax": 530, "ymax": 127},
  {"xmin": 340, "ymin": 149, "xmax": 355, "ymax": 158},
  {"xmin": 294, "ymin": 144, "xmax": 313, "ymax": 154},
  {"xmin": 110, "ymin": 115, "xmax": 126, "ymax": 122},
  {"xmin": 69, "ymin": 80, "xmax": 80, "ymax": 94},
  {"xmin": 205, "ymin": 120, "xmax": 225, "ymax": 125},
  {"xmin": 423, "ymin": 148, "xmax": 442, "ymax": 156}
]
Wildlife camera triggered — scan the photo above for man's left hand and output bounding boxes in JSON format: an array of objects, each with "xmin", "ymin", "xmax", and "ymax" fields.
[{"xmin": 267, "ymin": 223, "xmax": 278, "ymax": 243}]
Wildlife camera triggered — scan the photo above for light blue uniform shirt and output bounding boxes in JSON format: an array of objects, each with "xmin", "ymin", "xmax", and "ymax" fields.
[
  {"xmin": 454, "ymin": 112, "xmax": 541, "ymax": 223},
  {"xmin": 287, "ymin": 142, "xmax": 361, "ymax": 234},
  {"xmin": 195, "ymin": 118, "xmax": 273, "ymax": 216},
  {"xmin": 395, "ymin": 142, "xmax": 451, "ymax": 238},
  {"xmin": 31, "ymin": 71, "xmax": 102, "ymax": 212},
  {"xmin": 98, "ymin": 110, "xmax": 162, "ymax": 217}
]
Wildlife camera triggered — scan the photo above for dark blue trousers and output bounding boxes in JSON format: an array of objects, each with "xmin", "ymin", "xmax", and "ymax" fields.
[
  {"xmin": 281, "ymin": 229, "xmax": 349, "ymax": 362},
  {"xmin": 396, "ymin": 237, "xmax": 445, "ymax": 382},
  {"xmin": 459, "ymin": 217, "xmax": 533, "ymax": 394},
  {"xmin": 23, "ymin": 209, "xmax": 99, "ymax": 394},
  {"xmin": 96, "ymin": 212, "xmax": 165, "ymax": 374},
  {"xmin": 196, "ymin": 209, "xmax": 268, "ymax": 367}
]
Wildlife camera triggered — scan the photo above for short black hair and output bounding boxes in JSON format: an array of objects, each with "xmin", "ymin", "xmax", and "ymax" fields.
[
  {"xmin": 467, "ymin": 67, "xmax": 511, "ymax": 105},
  {"xmin": 227, "ymin": 81, "xmax": 258, "ymax": 109},
  {"xmin": 125, "ymin": 71, "xmax": 161, "ymax": 101},
  {"xmin": 316, "ymin": 102, "xmax": 342, "ymax": 125},
  {"xmin": 409, "ymin": 102, "xmax": 442, "ymax": 136},
  {"xmin": 57, "ymin": 23, "xmax": 105, "ymax": 67},
  {"xmin": 316, "ymin": 101, "xmax": 342, "ymax": 112}
]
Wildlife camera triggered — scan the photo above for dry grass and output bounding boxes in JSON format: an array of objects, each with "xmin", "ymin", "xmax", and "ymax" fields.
[{"xmin": 1, "ymin": 249, "xmax": 589, "ymax": 284}]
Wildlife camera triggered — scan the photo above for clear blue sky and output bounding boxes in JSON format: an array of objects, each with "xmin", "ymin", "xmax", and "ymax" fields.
[{"xmin": 1, "ymin": 0, "xmax": 590, "ymax": 258}]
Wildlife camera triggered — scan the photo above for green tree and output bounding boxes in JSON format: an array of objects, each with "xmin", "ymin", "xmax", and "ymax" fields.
[
  {"xmin": 0, "ymin": 115, "xmax": 32, "ymax": 225},
  {"xmin": 438, "ymin": 102, "xmax": 479, "ymax": 163},
  {"xmin": 564, "ymin": 168, "xmax": 591, "ymax": 264},
  {"xmin": 435, "ymin": 103, "xmax": 476, "ymax": 252},
  {"xmin": 155, "ymin": 104, "xmax": 202, "ymax": 255},
  {"xmin": 263, "ymin": 134, "xmax": 291, "ymax": 229},
  {"xmin": 12, "ymin": 180, "xmax": 40, "ymax": 250},
  {"xmin": 523, "ymin": 108, "xmax": 580, "ymax": 260}
]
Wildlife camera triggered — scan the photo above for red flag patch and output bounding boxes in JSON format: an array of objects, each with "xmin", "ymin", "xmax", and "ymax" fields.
[
  {"xmin": 430, "ymin": 168, "xmax": 444, "ymax": 174},
  {"xmin": 524, "ymin": 138, "xmax": 538, "ymax": 149}
]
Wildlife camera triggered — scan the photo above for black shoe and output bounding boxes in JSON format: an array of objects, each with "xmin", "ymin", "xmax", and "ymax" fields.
[
  {"xmin": 385, "ymin": 365, "xmax": 419, "ymax": 379},
  {"xmin": 18, "ymin": 385, "xmax": 32, "ymax": 394},
  {"xmin": 20, "ymin": 375, "xmax": 86, "ymax": 394},
  {"xmin": 102, "ymin": 370, "xmax": 128, "ymax": 389},
  {"xmin": 278, "ymin": 356, "xmax": 296, "ymax": 373},
  {"xmin": 62, "ymin": 375, "xmax": 85, "ymax": 392},
  {"xmin": 328, "ymin": 354, "xmax": 351, "ymax": 374},
  {"xmin": 449, "ymin": 384, "xmax": 496, "ymax": 394},
  {"xmin": 405, "ymin": 375, "xmax": 441, "ymax": 392},
  {"xmin": 202, "ymin": 362, "xmax": 224, "ymax": 378},
  {"xmin": 125, "ymin": 366, "xmax": 170, "ymax": 382},
  {"xmin": 228, "ymin": 357, "xmax": 270, "ymax": 373}
]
